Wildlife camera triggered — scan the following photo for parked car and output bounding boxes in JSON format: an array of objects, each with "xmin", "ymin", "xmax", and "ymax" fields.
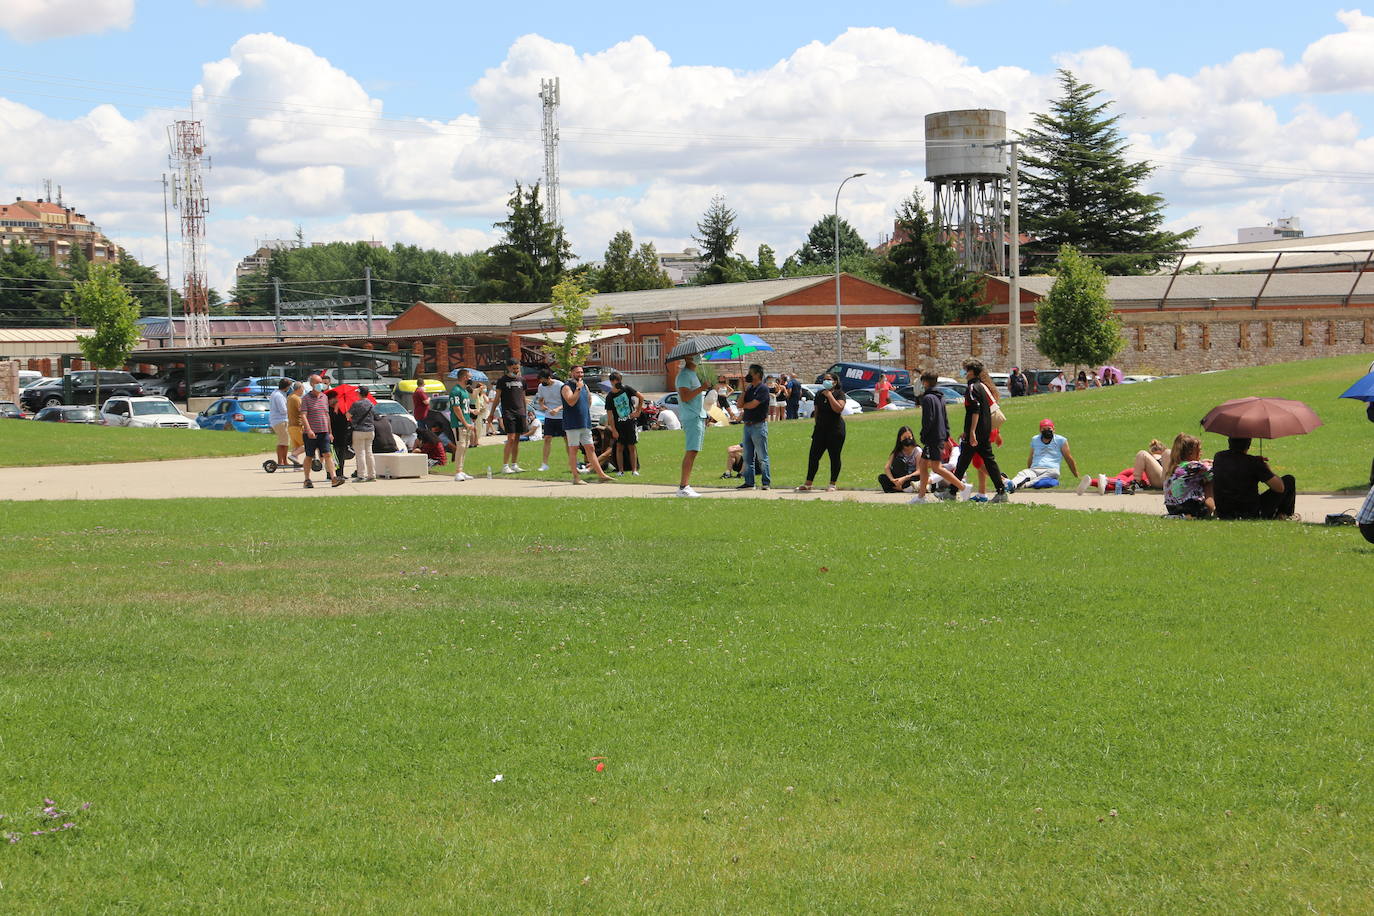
[
  {"xmin": 896, "ymin": 384, "xmax": 963, "ymax": 406},
  {"xmin": 32, "ymin": 405, "xmax": 101, "ymax": 423},
  {"xmin": 796, "ymin": 384, "xmax": 862, "ymax": 418},
  {"xmin": 21, "ymin": 375, "xmax": 58, "ymax": 390},
  {"xmin": 479, "ymin": 362, "xmax": 548, "ymax": 394},
  {"xmin": 1022, "ymin": 369, "xmax": 1067, "ymax": 394},
  {"xmin": 21, "ymin": 371, "xmax": 143, "ymax": 411},
  {"xmin": 849, "ymin": 388, "xmax": 916, "ymax": 412},
  {"xmin": 101, "ymin": 396, "xmax": 196, "ymax": 429},
  {"xmin": 0, "ymin": 401, "xmax": 23, "ymax": 419},
  {"xmin": 816, "ymin": 362, "xmax": 911, "ymax": 393},
  {"xmin": 195, "ymin": 396, "xmax": 273, "ymax": 432},
  {"xmin": 322, "ymin": 366, "xmax": 398, "ymax": 399},
  {"xmin": 190, "ymin": 368, "xmax": 247, "ymax": 397},
  {"xmin": 222, "ymin": 376, "xmax": 293, "ymax": 397},
  {"xmin": 140, "ymin": 369, "xmax": 188, "ymax": 400},
  {"xmin": 17, "ymin": 369, "xmax": 41, "ymax": 388}
]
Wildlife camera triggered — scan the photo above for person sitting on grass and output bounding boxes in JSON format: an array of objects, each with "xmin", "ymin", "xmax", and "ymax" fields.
[
  {"xmin": 1212, "ymin": 436, "xmax": 1296, "ymax": 520},
  {"xmin": 1162, "ymin": 433, "xmax": 1214, "ymax": 519},
  {"xmin": 1131, "ymin": 438, "xmax": 1170, "ymax": 489},
  {"xmin": 879, "ymin": 425, "xmax": 922, "ymax": 493},
  {"xmin": 1010, "ymin": 418, "xmax": 1079, "ymax": 491}
]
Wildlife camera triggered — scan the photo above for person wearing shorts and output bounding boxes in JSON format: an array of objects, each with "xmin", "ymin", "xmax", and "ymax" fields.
[
  {"xmin": 269, "ymin": 378, "xmax": 291, "ymax": 467},
  {"xmin": 913, "ymin": 370, "xmax": 963, "ymax": 503},
  {"xmin": 286, "ymin": 381, "xmax": 306, "ymax": 464},
  {"xmin": 674, "ymin": 353, "xmax": 710, "ymax": 497},
  {"xmin": 605, "ymin": 371, "xmax": 643, "ymax": 475},
  {"xmin": 560, "ymin": 365, "xmax": 612, "ymax": 484},
  {"xmin": 298, "ymin": 374, "xmax": 345, "ymax": 489},
  {"xmin": 493, "ymin": 358, "xmax": 527, "ymax": 473},
  {"xmin": 534, "ymin": 368, "xmax": 565, "ymax": 472}
]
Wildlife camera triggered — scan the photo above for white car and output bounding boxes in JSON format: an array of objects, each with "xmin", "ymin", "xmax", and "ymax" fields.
[
  {"xmin": 100, "ymin": 396, "xmax": 197, "ymax": 429},
  {"xmin": 798, "ymin": 384, "xmax": 862, "ymax": 418}
]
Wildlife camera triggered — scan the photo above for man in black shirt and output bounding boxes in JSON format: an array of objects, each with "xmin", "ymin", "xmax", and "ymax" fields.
[
  {"xmin": 494, "ymin": 358, "xmax": 527, "ymax": 473},
  {"xmin": 737, "ymin": 363, "xmax": 771, "ymax": 490},
  {"xmin": 1212, "ymin": 437, "xmax": 1296, "ymax": 519}
]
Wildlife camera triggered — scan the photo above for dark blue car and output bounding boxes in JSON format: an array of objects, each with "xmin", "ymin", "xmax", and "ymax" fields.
[
  {"xmin": 196, "ymin": 396, "xmax": 273, "ymax": 433},
  {"xmin": 817, "ymin": 362, "xmax": 911, "ymax": 393}
]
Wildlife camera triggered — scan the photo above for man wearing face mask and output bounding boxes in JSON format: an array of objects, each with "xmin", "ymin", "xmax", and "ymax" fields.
[
  {"xmin": 737, "ymin": 363, "xmax": 772, "ymax": 490},
  {"xmin": 1011, "ymin": 418, "xmax": 1079, "ymax": 491},
  {"xmin": 299, "ymin": 374, "xmax": 346, "ymax": 489}
]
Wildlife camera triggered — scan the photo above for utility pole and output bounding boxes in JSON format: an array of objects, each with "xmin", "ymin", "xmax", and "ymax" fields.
[
  {"xmin": 364, "ymin": 265, "xmax": 373, "ymax": 337},
  {"xmin": 273, "ymin": 277, "xmax": 282, "ymax": 343},
  {"xmin": 161, "ymin": 174, "xmax": 175, "ymax": 348},
  {"xmin": 1008, "ymin": 140, "xmax": 1021, "ymax": 370},
  {"xmin": 540, "ymin": 77, "xmax": 561, "ymax": 229},
  {"xmin": 833, "ymin": 172, "xmax": 867, "ymax": 362}
]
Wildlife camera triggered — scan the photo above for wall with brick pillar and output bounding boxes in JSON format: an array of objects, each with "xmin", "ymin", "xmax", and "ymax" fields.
[
  {"xmin": 462, "ymin": 336, "xmax": 477, "ymax": 368},
  {"xmin": 435, "ymin": 338, "xmax": 449, "ymax": 375},
  {"xmin": 412, "ymin": 340, "xmax": 425, "ymax": 378},
  {"xmin": 693, "ymin": 326, "xmax": 876, "ymax": 382}
]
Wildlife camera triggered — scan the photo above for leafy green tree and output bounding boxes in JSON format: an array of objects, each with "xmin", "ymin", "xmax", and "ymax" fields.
[
  {"xmin": 0, "ymin": 241, "xmax": 65, "ymax": 322},
  {"xmin": 596, "ymin": 230, "xmax": 636, "ymax": 293},
  {"xmin": 114, "ymin": 248, "xmax": 182, "ymax": 318},
  {"xmin": 64, "ymin": 244, "xmax": 90, "ymax": 282},
  {"xmin": 691, "ymin": 195, "xmax": 740, "ymax": 285},
  {"xmin": 755, "ymin": 244, "xmax": 780, "ymax": 279},
  {"xmin": 877, "ymin": 187, "xmax": 987, "ymax": 325},
  {"xmin": 1035, "ymin": 244, "xmax": 1123, "ymax": 370},
  {"xmin": 541, "ymin": 279, "xmax": 617, "ymax": 372},
  {"xmin": 628, "ymin": 242, "xmax": 672, "ymax": 291},
  {"xmin": 780, "ymin": 251, "xmax": 885, "ymax": 284},
  {"xmin": 1019, "ymin": 70, "xmax": 1196, "ymax": 274},
  {"xmin": 795, "ymin": 214, "xmax": 870, "ymax": 267},
  {"xmin": 470, "ymin": 182, "xmax": 571, "ymax": 302},
  {"xmin": 61, "ymin": 262, "xmax": 142, "ymax": 405}
]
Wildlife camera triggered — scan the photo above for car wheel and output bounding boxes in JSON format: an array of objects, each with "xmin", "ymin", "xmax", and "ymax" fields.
[{"xmin": 43, "ymin": 396, "xmax": 62, "ymax": 408}]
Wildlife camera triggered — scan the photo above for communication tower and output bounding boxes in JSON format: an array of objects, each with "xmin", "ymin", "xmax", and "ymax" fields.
[
  {"xmin": 169, "ymin": 120, "xmax": 212, "ymax": 347},
  {"xmin": 540, "ymin": 77, "xmax": 561, "ymax": 228},
  {"xmin": 924, "ymin": 109, "xmax": 1007, "ymax": 274}
]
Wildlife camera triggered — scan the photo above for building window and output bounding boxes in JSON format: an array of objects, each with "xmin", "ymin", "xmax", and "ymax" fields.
[{"xmin": 642, "ymin": 335, "xmax": 661, "ymax": 361}]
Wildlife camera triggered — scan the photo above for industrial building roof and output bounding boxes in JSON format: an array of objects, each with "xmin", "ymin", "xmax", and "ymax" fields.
[
  {"xmin": 1007, "ymin": 271, "xmax": 1374, "ymax": 307},
  {"xmin": 402, "ymin": 302, "xmax": 546, "ymax": 330},
  {"xmin": 510, "ymin": 276, "xmax": 835, "ymax": 326},
  {"xmin": 1173, "ymin": 229, "xmax": 1374, "ymax": 273},
  {"xmin": 0, "ymin": 328, "xmax": 87, "ymax": 342}
]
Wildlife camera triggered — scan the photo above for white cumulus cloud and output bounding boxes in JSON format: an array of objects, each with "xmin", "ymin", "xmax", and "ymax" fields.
[{"xmin": 0, "ymin": 0, "xmax": 133, "ymax": 42}]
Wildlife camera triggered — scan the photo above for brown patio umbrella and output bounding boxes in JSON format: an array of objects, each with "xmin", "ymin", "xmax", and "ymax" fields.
[{"xmin": 1200, "ymin": 397, "xmax": 1323, "ymax": 439}]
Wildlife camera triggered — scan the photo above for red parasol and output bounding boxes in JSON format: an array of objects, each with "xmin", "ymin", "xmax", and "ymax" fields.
[
  {"xmin": 327, "ymin": 383, "xmax": 376, "ymax": 413},
  {"xmin": 1200, "ymin": 397, "xmax": 1323, "ymax": 439}
]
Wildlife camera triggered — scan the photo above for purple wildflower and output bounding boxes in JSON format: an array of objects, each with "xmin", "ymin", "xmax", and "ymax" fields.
[{"xmin": 81, "ymin": 802, "xmax": 92, "ymax": 810}]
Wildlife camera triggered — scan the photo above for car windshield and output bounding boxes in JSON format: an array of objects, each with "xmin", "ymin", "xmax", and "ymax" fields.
[
  {"xmin": 132, "ymin": 402, "xmax": 182, "ymax": 416},
  {"xmin": 373, "ymin": 401, "xmax": 405, "ymax": 414},
  {"xmin": 68, "ymin": 407, "xmax": 99, "ymax": 419},
  {"xmin": 238, "ymin": 399, "xmax": 271, "ymax": 412}
]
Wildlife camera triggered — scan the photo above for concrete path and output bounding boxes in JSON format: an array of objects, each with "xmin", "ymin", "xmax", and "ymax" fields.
[{"xmin": 0, "ymin": 454, "xmax": 1365, "ymax": 522}]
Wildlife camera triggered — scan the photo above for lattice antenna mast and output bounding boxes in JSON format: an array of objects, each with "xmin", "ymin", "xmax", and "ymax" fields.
[
  {"xmin": 169, "ymin": 120, "xmax": 212, "ymax": 347},
  {"xmin": 540, "ymin": 77, "xmax": 561, "ymax": 228}
]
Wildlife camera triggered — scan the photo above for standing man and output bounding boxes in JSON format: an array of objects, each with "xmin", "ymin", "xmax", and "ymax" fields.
[
  {"xmin": 737, "ymin": 363, "xmax": 772, "ymax": 491},
  {"xmin": 286, "ymin": 381, "xmax": 306, "ymax": 468},
  {"xmin": 412, "ymin": 377, "xmax": 430, "ymax": 423},
  {"xmin": 348, "ymin": 386, "xmax": 377, "ymax": 482},
  {"xmin": 1011, "ymin": 418, "xmax": 1079, "ymax": 491},
  {"xmin": 912, "ymin": 371, "xmax": 965, "ymax": 502},
  {"xmin": 675, "ymin": 352, "xmax": 711, "ymax": 498},
  {"xmin": 268, "ymin": 378, "xmax": 292, "ymax": 468},
  {"xmin": 299, "ymin": 374, "xmax": 345, "ymax": 489},
  {"xmin": 952, "ymin": 359, "xmax": 1008, "ymax": 503},
  {"xmin": 783, "ymin": 372, "xmax": 803, "ymax": 420},
  {"xmin": 448, "ymin": 369, "xmax": 475, "ymax": 481},
  {"xmin": 605, "ymin": 371, "xmax": 643, "ymax": 475},
  {"xmin": 494, "ymin": 358, "xmax": 527, "ymax": 473},
  {"xmin": 561, "ymin": 365, "xmax": 612, "ymax": 484},
  {"xmin": 534, "ymin": 368, "xmax": 565, "ymax": 472}
]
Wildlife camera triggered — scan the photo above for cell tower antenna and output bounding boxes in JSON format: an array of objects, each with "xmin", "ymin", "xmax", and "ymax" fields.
[
  {"xmin": 540, "ymin": 77, "xmax": 561, "ymax": 228},
  {"xmin": 169, "ymin": 120, "xmax": 212, "ymax": 347}
]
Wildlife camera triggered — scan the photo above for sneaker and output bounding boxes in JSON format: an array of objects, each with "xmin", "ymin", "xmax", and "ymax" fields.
[
  {"xmin": 970, "ymin": 494, "xmax": 989, "ymax": 503},
  {"xmin": 453, "ymin": 473, "xmax": 464, "ymax": 482},
  {"xmin": 960, "ymin": 482, "xmax": 975, "ymax": 501},
  {"xmin": 736, "ymin": 482, "xmax": 755, "ymax": 490},
  {"xmin": 631, "ymin": 470, "xmax": 640, "ymax": 477},
  {"xmin": 990, "ymin": 492, "xmax": 1009, "ymax": 504},
  {"xmin": 720, "ymin": 472, "xmax": 734, "ymax": 479},
  {"xmin": 510, "ymin": 464, "xmax": 526, "ymax": 473},
  {"xmin": 1005, "ymin": 480, "xmax": 1017, "ymax": 494},
  {"xmin": 615, "ymin": 471, "xmax": 624, "ymax": 477},
  {"xmin": 1076, "ymin": 475, "xmax": 1092, "ymax": 495},
  {"xmin": 1097, "ymin": 476, "xmax": 1108, "ymax": 495},
  {"xmin": 331, "ymin": 477, "xmax": 347, "ymax": 488},
  {"xmin": 303, "ymin": 480, "xmax": 313, "ymax": 489},
  {"xmin": 677, "ymin": 486, "xmax": 701, "ymax": 498},
  {"xmin": 761, "ymin": 485, "xmax": 770, "ymax": 491},
  {"xmin": 537, "ymin": 463, "xmax": 549, "ymax": 472},
  {"xmin": 501, "ymin": 464, "xmax": 514, "ymax": 474},
  {"xmin": 908, "ymin": 493, "xmax": 936, "ymax": 504}
]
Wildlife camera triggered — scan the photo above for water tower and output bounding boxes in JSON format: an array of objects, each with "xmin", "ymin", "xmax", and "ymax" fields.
[{"xmin": 924, "ymin": 109, "xmax": 1007, "ymax": 274}]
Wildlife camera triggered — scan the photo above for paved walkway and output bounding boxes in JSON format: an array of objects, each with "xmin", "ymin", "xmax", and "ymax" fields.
[{"xmin": 0, "ymin": 454, "xmax": 1365, "ymax": 522}]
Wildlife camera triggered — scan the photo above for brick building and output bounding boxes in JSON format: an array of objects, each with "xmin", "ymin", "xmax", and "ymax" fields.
[{"xmin": 0, "ymin": 197, "xmax": 115, "ymax": 265}]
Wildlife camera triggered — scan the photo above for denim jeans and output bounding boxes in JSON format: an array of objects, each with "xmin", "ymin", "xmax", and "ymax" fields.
[{"xmin": 742, "ymin": 422, "xmax": 770, "ymax": 487}]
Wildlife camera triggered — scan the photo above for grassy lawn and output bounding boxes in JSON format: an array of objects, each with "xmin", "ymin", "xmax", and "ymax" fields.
[
  {"xmin": 2, "ymin": 420, "xmax": 270, "ymax": 468},
  {"xmin": 466, "ymin": 354, "xmax": 1374, "ymax": 493},
  {"xmin": 1, "ymin": 495, "xmax": 1371, "ymax": 912}
]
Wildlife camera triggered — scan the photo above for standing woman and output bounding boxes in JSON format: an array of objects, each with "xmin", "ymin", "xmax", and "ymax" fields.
[
  {"xmin": 953, "ymin": 359, "xmax": 1009, "ymax": 503},
  {"xmin": 795, "ymin": 371, "xmax": 847, "ymax": 492}
]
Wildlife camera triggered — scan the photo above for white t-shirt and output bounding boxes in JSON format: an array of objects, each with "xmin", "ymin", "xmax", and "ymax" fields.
[
  {"xmin": 1049, "ymin": 374, "xmax": 1067, "ymax": 392},
  {"xmin": 534, "ymin": 381, "xmax": 564, "ymax": 419},
  {"xmin": 658, "ymin": 410, "xmax": 682, "ymax": 430}
]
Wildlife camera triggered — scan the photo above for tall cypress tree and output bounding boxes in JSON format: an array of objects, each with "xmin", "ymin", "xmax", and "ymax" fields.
[
  {"xmin": 471, "ymin": 182, "xmax": 572, "ymax": 302},
  {"xmin": 878, "ymin": 187, "xmax": 986, "ymax": 326},
  {"xmin": 1019, "ymin": 70, "xmax": 1195, "ymax": 275}
]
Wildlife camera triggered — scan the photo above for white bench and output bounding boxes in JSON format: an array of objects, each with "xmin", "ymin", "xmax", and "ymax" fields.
[{"xmin": 373, "ymin": 452, "xmax": 429, "ymax": 479}]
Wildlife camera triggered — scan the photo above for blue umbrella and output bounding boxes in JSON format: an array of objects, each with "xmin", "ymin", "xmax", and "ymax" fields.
[
  {"xmin": 1338, "ymin": 371, "xmax": 1374, "ymax": 403},
  {"xmin": 702, "ymin": 333, "xmax": 775, "ymax": 361}
]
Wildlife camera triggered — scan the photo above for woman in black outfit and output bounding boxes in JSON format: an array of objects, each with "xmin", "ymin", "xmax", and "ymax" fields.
[
  {"xmin": 952, "ymin": 359, "xmax": 1008, "ymax": 502},
  {"xmin": 326, "ymin": 390, "xmax": 352, "ymax": 479},
  {"xmin": 795, "ymin": 372, "xmax": 847, "ymax": 492}
]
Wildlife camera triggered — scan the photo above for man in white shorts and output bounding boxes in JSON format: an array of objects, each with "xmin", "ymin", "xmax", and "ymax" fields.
[{"xmin": 561, "ymin": 365, "xmax": 612, "ymax": 484}]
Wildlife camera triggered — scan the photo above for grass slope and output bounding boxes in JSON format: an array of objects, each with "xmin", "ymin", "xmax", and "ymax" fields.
[
  {"xmin": 2, "ymin": 421, "xmax": 269, "ymax": 468},
  {"xmin": 1, "ymin": 496, "xmax": 1371, "ymax": 912},
  {"xmin": 480, "ymin": 354, "xmax": 1374, "ymax": 493}
]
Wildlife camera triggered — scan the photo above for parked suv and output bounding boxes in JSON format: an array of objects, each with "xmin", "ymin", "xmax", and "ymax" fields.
[{"xmin": 20, "ymin": 371, "xmax": 143, "ymax": 410}]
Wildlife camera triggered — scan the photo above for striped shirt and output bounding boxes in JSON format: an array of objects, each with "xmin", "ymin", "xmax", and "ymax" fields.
[{"xmin": 300, "ymin": 391, "xmax": 330, "ymax": 436}]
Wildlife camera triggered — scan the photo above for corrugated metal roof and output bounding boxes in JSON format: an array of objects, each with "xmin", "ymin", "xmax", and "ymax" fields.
[
  {"xmin": 513, "ymin": 276, "xmax": 833, "ymax": 325},
  {"xmin": 0, "ymin": 328, "xmax": 86, "ymax": 342},
  {"xmin": 1005, "ymin": 272, "xmax": 1374, "ymax": 305},
  {"xmin": 414, "ymin": 302, "xmax": 545, "ymax": 327}
]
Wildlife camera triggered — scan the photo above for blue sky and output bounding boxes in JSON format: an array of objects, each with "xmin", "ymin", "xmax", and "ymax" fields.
[{"xmin": 3, "ymin": 0, "xmax": 1374, "ymax": 291}]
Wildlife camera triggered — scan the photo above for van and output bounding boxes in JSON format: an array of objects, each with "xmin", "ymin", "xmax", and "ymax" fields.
[{"xmin": 817, "ymin": 362, "xmax": 911, "ymax": 393}]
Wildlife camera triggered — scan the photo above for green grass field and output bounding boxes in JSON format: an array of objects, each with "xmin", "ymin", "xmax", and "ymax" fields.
[
  {"xmin": 477, "ymin": 354, "xmax": 1374, "ymax": 493},
  {"xmin": 2, "ymin": 496, "xmax": 1371, "ymax": 912},
  {"xmin": 1, "ymin": 420, "xmax": 269, "ymax": 467}
]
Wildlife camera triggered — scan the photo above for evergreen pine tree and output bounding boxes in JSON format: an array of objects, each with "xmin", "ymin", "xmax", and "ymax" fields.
[
  {"xmin": 692, "ymin": 195, "xmax": 740, "ymax": 285},
  {"xmin": 0, "ymin": 241, "xmax": 65, "ymax": 321},
  {"xmin": 471, "ymin": 182, "xmax": 571, "ymax": 302},
  {"xmin": 627, "ymin": 242, "xmax": 672, "ymax": 290},
  {"xmin": 1019, "ymin": 70, "xmax": 1196, "ymax": 275},
  {"xmin": 796, "ymin": 214, "xmax": 869, "ymax": 266},
  {"xmin": 877, "ymin": 188, "xmax": 986, "ymax": 325},
  {"xmin": 755, "ymin": 244, "xmax": 780, "ymax": 279},
  {"xmin": 1035, "ymin": 244, "xmax": 1123, "ymax": 369}
]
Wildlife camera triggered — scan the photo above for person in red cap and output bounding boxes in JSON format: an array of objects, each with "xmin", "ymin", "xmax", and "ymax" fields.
[{"xmin": 1010, "ymin": 417, "xmax": 1079, "ymax": 491}]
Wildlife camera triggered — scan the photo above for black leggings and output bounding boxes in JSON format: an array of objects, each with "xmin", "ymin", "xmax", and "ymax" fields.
[
  {"xmin": 953, "ymin": 435, "xmax": 1005, "ymax": 494},
  {"xmin": 806, "ymin": 432, "xmax": 845, "ymax": 484},
  {"xmin": 1258, "ymin": 475, "xmax": 1297, "ymax": 519}
]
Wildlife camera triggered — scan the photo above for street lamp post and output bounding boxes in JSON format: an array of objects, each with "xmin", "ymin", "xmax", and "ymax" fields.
[{"xmin": 834, "ymin": 172, "xmax": 866, "ymax": 363}]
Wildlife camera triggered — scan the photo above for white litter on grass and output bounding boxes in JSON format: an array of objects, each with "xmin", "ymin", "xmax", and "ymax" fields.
[{"xmin": 491, "ymin": 774, "xmax": 504, "ymax": 783}]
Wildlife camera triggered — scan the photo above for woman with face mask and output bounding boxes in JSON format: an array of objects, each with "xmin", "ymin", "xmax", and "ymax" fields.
[{"xmin": 795, "ymin": 372, "xmax": 847, "ymax": 492}]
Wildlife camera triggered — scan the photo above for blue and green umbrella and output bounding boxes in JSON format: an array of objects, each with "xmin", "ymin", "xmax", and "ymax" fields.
[{"xmin": 701, "ymin": 333, "xmax": 774, "ymax": 361}]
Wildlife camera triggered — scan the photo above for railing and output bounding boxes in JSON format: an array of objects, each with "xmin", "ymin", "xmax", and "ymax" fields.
[{"xmin": 587, "ymin": 338, "xmax": 662, "ymax": 372}]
